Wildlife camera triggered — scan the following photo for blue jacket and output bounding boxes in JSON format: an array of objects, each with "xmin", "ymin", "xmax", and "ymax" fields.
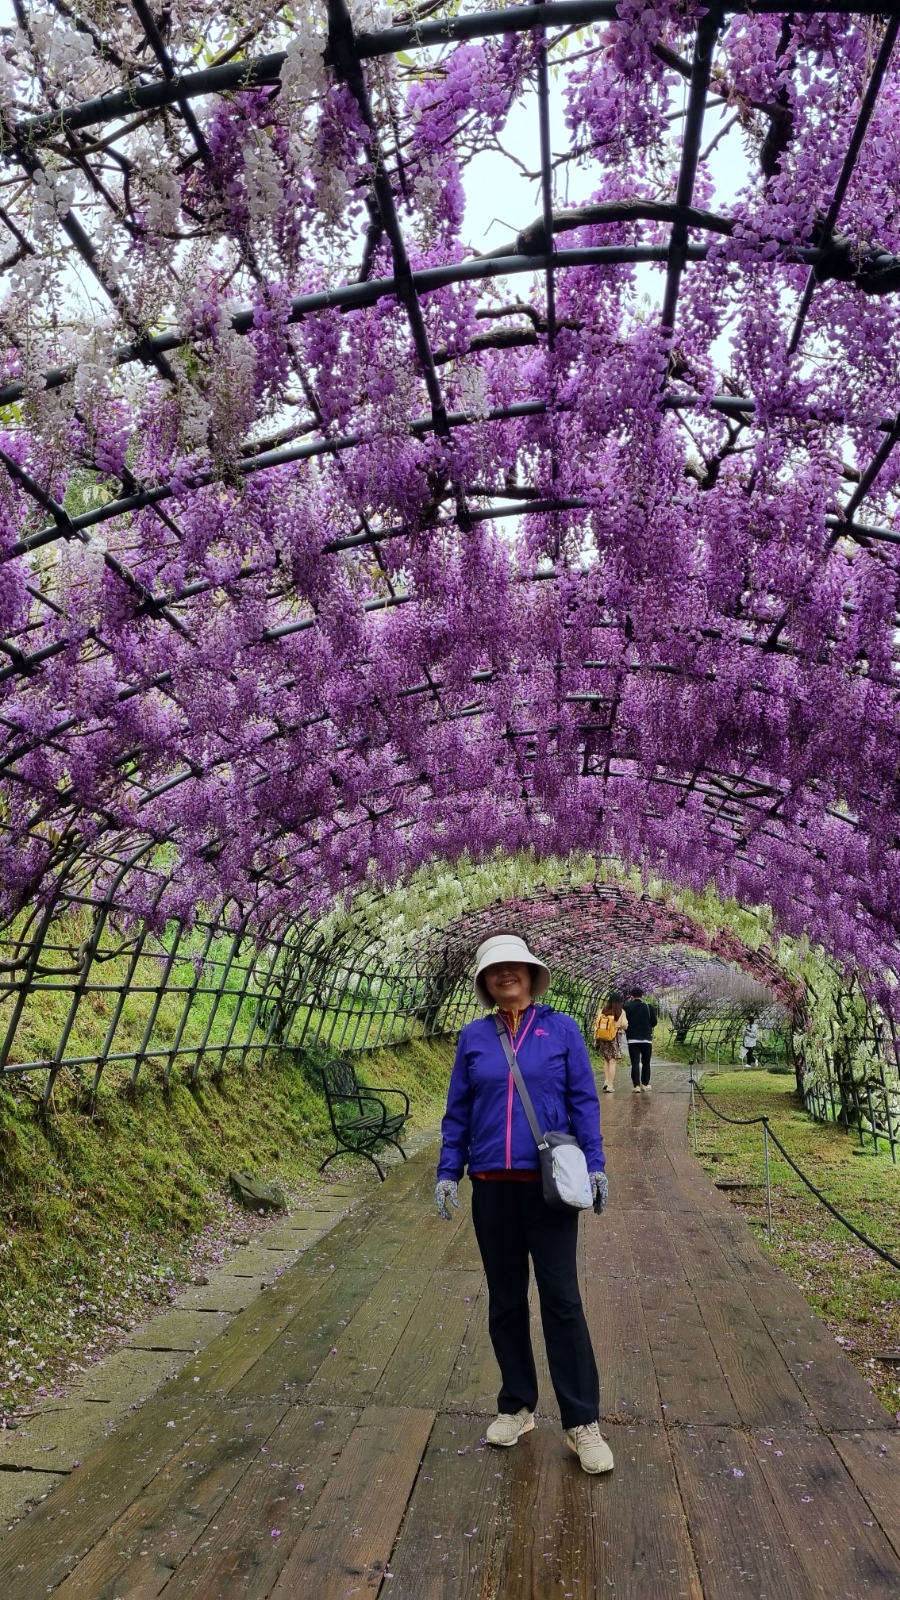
[{"xmin": 436, "ymin": 1005, "xmax": 604, "ymax": 1181}]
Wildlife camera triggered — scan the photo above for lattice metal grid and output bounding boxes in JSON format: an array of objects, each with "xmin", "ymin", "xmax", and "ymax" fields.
[{"xmin": 0, "ymin": 869, "xmax": 790, "ymax": 1100}]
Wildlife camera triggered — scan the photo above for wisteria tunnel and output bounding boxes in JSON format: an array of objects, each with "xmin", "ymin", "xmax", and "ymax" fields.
[
  {"xmin": 2, "ymin": 0, "xmax": 900, "ymax": 1107},
  {"xmin": 3, "ymin": 0, "xmax": 900, "ymax": 1589}
]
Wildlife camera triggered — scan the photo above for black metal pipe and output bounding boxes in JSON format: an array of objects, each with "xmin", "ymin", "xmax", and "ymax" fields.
[
  {"xmin": 327, "ymin": 0, "xmax": 450, "ymax": 436},
  {"xmin": 661, "ymin": 4, "xmax": 722, "ymax": 332},
  {"xmin": 9, "ymin": 2, "xmax": 898, "ymax": 147},
  {"xmin": 787, "ymin": 14, "xmax": 900, "ymax": 358},
  {"xmin": 1, "ymin": 228, "xmax": 881, "ymax": 414}
]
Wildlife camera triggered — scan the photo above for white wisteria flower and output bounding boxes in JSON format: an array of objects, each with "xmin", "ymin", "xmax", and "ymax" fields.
[
  {"xmin": 243, "ymin": 133, "xmax": 285, "ymax": 230},
  {"xmin": 30, "ymin": 167, "xmax": 75, "ymax": 235},
  {"xmin": 454, "ymin": 364, "xmax": 490, "ymax": 421},
  {"xmin": 139, "ymin": 160, "xmax": 183, "ymax": 237},
  {"xmin": 280, "ymin": 13, "xmax": 329, "ymax": 104}
]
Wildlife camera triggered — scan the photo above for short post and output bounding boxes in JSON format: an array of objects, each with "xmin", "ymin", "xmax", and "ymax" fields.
[
  {"xmin": 865, "ymin": 1081, "xmax": 879, "ymax": 1155},
  {"xmin": 882, "ymin": 1066, "xmax": 898, "ymax": 1166},
  {"xmin": 763, "ymin": 1118, "xmax": 773, "ymax": 1242},
  {"xmin": 690, "ymin": 1073, "xmax": 699, "ymax": 1152}
]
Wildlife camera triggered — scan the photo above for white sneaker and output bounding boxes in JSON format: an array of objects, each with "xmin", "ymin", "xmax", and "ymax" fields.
[
  {"xmin": 485, "ymin": 1407, "xmax": 535, "ymax": 1447},
  {"xmin": 632, "ymin": 1085, "xmax": 642, "ymax": 1094},
  {"xmin": 642, "ymin": 1083, "xmax": 652, "ymax": 1093},
  {"xmin": 602, "ymin": 1084, "xmax": 614, "ymax": 1094},
  {"xmin": 566, "ymin": 1421, "xmax": 614, "ymax": 1474}
]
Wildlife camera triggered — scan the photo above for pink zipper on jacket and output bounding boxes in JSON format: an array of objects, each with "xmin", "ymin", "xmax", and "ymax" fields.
[{"xmin": 502, "ymin": 1008, "xmax": 537, "ymax": 1168}]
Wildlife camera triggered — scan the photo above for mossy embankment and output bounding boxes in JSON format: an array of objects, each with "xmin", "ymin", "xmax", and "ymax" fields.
[
  {"xmin": 0, "ymin": 1036, "xmax": 455, "ymax": 1413},
  {"xmin": 694, "ymin": 1070, "xmax": 900, "ymax": 1419}
]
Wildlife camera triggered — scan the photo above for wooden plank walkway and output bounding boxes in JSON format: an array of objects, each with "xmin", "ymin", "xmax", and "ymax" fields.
[{"xmin": 3, "ymin": 1064, "xmax": 900, "ymax": 1597}]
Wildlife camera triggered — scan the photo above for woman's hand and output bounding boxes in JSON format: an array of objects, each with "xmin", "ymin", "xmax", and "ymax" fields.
[
  {"xmin": 590, "ymin": 1172, "xmax": 609, "ymax": 1214},
  {"xmin": 435, "ymin": 1179, "xmax": 459, "ymax": 1220}
]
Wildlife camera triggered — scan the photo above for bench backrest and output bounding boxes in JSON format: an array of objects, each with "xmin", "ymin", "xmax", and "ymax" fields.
[{"xmin": 321, "ymin": 1058, "xmax": 361, "ymax": 1101}]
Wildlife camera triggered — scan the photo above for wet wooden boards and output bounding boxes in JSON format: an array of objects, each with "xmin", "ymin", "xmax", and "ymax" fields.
[{"xmin": 2, "ymin": 1074, "xmax": 898, "ymax": 1599}]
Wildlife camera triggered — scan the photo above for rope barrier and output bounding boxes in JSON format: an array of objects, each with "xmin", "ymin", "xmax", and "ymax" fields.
[
  {"xmin": 690, "ymin": 1078, "xmax": 769, "ymax": 1125},
  {"xmin": 689, "ymin": 1072, "xmax": 900, "ymax": 1271}
]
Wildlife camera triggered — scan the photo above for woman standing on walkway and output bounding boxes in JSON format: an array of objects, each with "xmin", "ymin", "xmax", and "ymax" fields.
[
  {"xmin": 433, "ymin": 932, "xmax": 613, "ymax": 1475},
  {"xmin": 594, "ymin": 991, "xmax": 628, "ymax": 1093}
]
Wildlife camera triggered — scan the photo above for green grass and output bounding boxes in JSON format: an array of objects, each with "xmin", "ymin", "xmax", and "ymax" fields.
[
  {"xmin": 693, "ymin": 1070, "xmax": 900, "ymax": 1419},
  {"xmin": 0, "ymin": 1035, "xmax": 455, "ymax": 1414},
  {"xmin": 654, "ymin": 1024, "xmax": 699, "ymax": 1065}
]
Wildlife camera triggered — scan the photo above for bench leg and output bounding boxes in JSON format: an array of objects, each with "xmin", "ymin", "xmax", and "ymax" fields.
[
  {"xmin": 318, "ymin": 1146, "xmax": 386, "ymax": 1181},
  {"xmin": 381, "ymin": 1135, "xmax": 408, "ymax": 1161}
]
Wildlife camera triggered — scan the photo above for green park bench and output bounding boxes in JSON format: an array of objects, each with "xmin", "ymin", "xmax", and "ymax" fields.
[{"xmin": 319, "ymin": 1058, "xmax": 410, "ymax": 1180}]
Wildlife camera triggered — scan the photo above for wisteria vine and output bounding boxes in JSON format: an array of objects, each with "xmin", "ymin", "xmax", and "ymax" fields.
[{"xmin": 1, "ymin": 0, "xmax": 900, "ymax": 988}]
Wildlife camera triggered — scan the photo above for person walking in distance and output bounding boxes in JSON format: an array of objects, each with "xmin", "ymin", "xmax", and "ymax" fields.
[
  {"xmin": 594, "ymin": 991, "xmax": 628, "ymax": 1093},
  {"xmin": 740, "ymin": 1018, "xmax": 760, "ymax": 1067},
  {"xmin": 624, "ymin": 986, "xmax": 657, "ymax": 1093},
  {"xmin": 433, "ymin": 932, "xmax": 613, "ymax": 1475}
]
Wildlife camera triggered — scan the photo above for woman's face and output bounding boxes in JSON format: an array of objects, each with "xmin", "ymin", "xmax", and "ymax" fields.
[{"xmin": 484, "ymin": 961, "xmax": 533, "ymax": 1011}]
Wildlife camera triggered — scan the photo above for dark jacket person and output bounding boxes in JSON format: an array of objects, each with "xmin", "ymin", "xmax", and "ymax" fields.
[{"xmin": 624, "ymin": 987, "xmax": 657, "ymax": 1092}]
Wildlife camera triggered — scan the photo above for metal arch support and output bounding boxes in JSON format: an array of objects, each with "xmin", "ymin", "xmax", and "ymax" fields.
[
  {"xmin": 787, "ymin": 14, "xmax": 900, "ymax": 359},
  {"xmin": 0, "ymin": 851, "xmax": 80, "ymax": 1073},
  {"xmin": 91, "ymin": 879, "xmax": 166, "ymax": 1097},
  {"xmin": 8, "ymin": 2, "xmax": 895, "ymax": 148},
  {"xmin": 190, "ymin": 914, "xmax": 250, "ymax": 1085},
  {"xmin": 41, "ymin": 841, "xmax": 156, "ymax": 1108},
  {"xmin": 660, "ymin": 2, "xmax": 723, "ymax": 335},
  {"xmin": 0, "ymin": 232, "xmax": 883, "ymax": 434},
  {"xmin": 163, "ymin": 921, "xmax": 219, "ymax": 1085},
  {"xmin": 131, "ymin": 918, "xmax": 185, "ymax": 1088}
]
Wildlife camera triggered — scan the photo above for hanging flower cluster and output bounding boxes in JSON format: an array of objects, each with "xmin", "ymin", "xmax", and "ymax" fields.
[{"xmin": 1, "ymin": 1, "xmax": 900, "ymax": 987}]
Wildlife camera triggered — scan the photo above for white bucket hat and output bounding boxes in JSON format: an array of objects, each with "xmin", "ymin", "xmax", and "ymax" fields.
[{"xmin": 473, "ymin": 934, "xmax": 551, "ymax": 1008}]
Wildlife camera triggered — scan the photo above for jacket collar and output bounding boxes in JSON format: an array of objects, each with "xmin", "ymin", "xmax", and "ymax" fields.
[{"xmin": 489, "ymin": 1002, "xmax": 551, "ymax": 1025}]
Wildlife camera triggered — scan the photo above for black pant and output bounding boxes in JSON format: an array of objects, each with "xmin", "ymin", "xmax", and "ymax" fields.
[
  {"xmin": 470, "ymin": 1178, "xmax": 599, "ymax": 1429},
  {"xmin": 628, "ymin": 1041, "xmax": 652, "ymax": 1085}
]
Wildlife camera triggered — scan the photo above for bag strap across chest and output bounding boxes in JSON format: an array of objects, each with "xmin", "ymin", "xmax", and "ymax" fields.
[{"xmin": 494, "ymin": 1015, "xmax": 547, "ymax": 1151}]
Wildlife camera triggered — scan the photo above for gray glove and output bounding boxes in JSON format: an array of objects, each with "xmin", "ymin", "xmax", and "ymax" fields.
[
  {"xmin": 590, "ymin": 1172, "xmax": 609, "ymax": 1214},
  {"xmin": 435, "ymin": 1179, "xmax": 459, "ymax": 1220}
]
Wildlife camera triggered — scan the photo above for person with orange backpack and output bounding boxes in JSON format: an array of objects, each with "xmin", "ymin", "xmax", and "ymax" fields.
[{"xmin": 594, "ymin": 992, "xmax": 628, "ymax": 1093}]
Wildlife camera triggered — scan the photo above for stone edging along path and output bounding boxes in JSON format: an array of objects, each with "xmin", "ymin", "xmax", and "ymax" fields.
[{"xmin": 0, "ymin": 1130, "xmax": 435, "ymax": 1532}]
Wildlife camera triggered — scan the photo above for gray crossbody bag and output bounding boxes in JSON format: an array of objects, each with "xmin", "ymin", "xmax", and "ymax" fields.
[{"xmin": 494, "ymin": 1016, "xmax": 593, "ymax": 1212}]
